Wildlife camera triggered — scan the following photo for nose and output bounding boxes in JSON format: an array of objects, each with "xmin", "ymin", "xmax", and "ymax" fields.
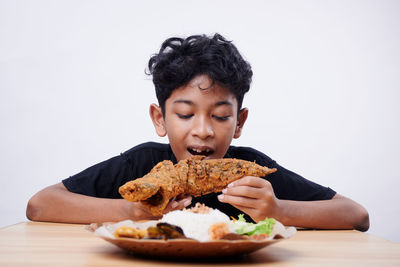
[{"xmin": 191, "ymin": 115, "xmax": 214, "ymax": 139}]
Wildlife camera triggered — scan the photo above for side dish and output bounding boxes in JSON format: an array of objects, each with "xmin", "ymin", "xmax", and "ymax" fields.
[{"xmin": 108, "ymin": 204, "xmax": 294, "ymax": 242}]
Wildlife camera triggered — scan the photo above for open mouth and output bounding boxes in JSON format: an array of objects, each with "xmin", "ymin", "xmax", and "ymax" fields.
[{"xmin": 187, "ymin": 147, "xmax": 214, "ymax": 157}]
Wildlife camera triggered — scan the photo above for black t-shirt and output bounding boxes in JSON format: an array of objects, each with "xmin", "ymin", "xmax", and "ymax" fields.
[{"xmin": 62, "ymin": 142, "xmax": 336, "ymax": 221}]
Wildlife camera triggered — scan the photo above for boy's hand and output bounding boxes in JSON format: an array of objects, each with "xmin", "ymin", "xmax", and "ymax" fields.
[
  {"xmin": 163, "ymin": 195, "xmax": 192, "ymax": 214},
  {"xmin": 125, "ymin": 195, "xmax": 192, "ymax": 221},
  {"xmin": 217, "ymin": 176, "xmax": 280, "ymax": 222}
]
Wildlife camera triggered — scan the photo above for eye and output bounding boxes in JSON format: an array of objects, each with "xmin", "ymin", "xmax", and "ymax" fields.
[
  {"xmin": 213, "ymin": 115, "xmax": 230, "ymax": 121},
  {"xmin": 176, "ymin": 113, "xmax": 193, "ymax": 119}
]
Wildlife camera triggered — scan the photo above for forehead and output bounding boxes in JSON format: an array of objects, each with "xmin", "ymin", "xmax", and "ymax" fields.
[{"xmin": 166, "ymin": 75, "xmax": 238, "ymax": 107}]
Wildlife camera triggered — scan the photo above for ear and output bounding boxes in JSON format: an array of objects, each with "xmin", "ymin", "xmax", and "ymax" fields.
[
  {"xmin": 149, "ymin": 104, "xmax": 167, "ymax": 137},
  {"xmin": 233, "ymin": 108, "xmax": 248, "ymax": 139}
]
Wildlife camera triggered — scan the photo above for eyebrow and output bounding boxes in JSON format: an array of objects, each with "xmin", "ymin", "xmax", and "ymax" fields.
[
  {"xmin": 173, "ymin": 99, "xmax": 233, "ymax": 106},
  {"xmin": 173, "ymin": 99, "xmax": 193, "ymax": 105},
  {"xmin": 215, "ymin": 100, "xmax": 233, "ymax": 107}
]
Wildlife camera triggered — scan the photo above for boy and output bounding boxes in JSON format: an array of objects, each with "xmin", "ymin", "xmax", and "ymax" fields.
[{"xmin": 27, "ymin": 33, "xmax": 369, "ymax": 231}]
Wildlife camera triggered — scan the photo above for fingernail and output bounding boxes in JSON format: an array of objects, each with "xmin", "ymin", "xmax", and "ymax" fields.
[
  {"xmin": 218, "ymin": 194, "xmax": 224, "ymax": 201},
  {"xmin": 228, "ymin": 183, "xmax": 234, "ymax": 188},
  {"xmin": 222, "ymin": 189, "xmax": 227, "ymax": 194},
  {"xmin": 183, "ymin": 200, "xmax": 191, "ymax": 206},
  {"xmin": 171, "ymin": 202, "xmax": 178, "ymax": 208}
]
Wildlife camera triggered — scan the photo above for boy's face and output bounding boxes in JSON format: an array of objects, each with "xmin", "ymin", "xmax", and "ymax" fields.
[{"xmin": 150, "ymin": 75, "xmax": 248, "ymax": 161}]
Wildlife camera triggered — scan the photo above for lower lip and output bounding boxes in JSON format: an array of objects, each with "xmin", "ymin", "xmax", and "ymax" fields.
[{"xmin": 188, "ymin": 151, "xmax": 213, "ymax": 160}]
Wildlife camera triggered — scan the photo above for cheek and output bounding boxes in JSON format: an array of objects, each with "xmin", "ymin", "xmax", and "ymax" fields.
[
  {"xmin": 165, "ymin": 119, "xmax": 191, "ymax": 139},
  {"xmin": 216, "ymin": 119, "xmax": 236, "ymax": 134},
  {"xmin": 214, "ymin": 123, "xmax": 236, "ymax": 142}
]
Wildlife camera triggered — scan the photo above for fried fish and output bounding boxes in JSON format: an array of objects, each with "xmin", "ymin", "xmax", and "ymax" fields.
[{"xmin": 119, "ymin": 156, "xmax": 277, "ymax": 215}]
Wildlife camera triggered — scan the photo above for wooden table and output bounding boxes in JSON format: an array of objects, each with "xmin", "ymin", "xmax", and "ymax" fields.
[{"xmin": 0, "ymin": 222, "xmax": 399, "ymax": 266}]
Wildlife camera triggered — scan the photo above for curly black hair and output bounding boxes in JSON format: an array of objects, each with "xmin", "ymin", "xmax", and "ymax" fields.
[{"xmin": 147, "ymin": 33, "xmax": 253, "ymax": 115}]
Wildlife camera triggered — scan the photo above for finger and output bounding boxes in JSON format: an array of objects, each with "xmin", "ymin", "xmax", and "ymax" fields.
[
  {"xmin": 228, "ymin": 176, "xmax": 270, "ymax": 189},
  {"xmin": 163, "ymin": 198, "xmax": 179, "ymax": 213},
  {"xmin": 222, "ymin": 185, "xmax": 264, "ymax": 199},
  {"xmin": 165, "ymin": 197, "xmax": 176, "ymax": 208},
  {"xmin": 177, "ymin": 196, "xmax": 192, "ymax": 208},
  {"xmin": 165, "ymin": 196, "xmax": 192, "ymax": 212},
  {"xmin": 217, "ymin": 193, "xmax": 258, "ymax": 208}
]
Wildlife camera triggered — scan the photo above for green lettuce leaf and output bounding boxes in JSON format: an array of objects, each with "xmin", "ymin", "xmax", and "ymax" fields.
[{"xmin": 233, "ymin": 214, "xmax": 276, "ymax": 236}]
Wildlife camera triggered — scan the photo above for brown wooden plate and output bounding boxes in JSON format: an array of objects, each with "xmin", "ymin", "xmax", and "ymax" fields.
[
  {"xmin": 88, "ymin": 220, "xmax": 295, "ymax": 258},
  {"xmin": 99, "ymin": 235, "xmax": 281, "ymax": 258}
]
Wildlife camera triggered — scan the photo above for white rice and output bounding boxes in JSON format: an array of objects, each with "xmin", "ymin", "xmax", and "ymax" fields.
[{"xmin": 161, "ymin": 209, "xmax": 234, "ymax": 242}]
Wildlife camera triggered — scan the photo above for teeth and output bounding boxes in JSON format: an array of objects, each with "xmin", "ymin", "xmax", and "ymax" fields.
[{"xmin": 192, "ymin": 148, "xmax": 210, "ymax": 153}]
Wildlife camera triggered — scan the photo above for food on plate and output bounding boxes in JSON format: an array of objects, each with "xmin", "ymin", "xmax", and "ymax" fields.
[
  {"xmin": 114, "ymin": 222, "xmax": 186, "ymax": 240},
  {"xmin": 209, "ymin": 222, "xmax": 231, "ymax": 240},
  {"xmin": 92, "ymin": 204, "xmax": 297, "ymax": 258},
  {"xmin": 233, "ymin": 214, "xmax": 276, "ymax": 237},
  {"xmin": 147, "ymin": 223, "xmax": 186, "ymax": 239},
  {"xmin": 107, "ymin": 203, "xmax": 295, "ymax": 242},
  {"xmin": 114, "ymin": 226, "xmax": 147, "ymax": 239},
  {"xmin": 119, "ymin": 156, "xmax": 277, "ymax": 215},
  {"xmin": 161, "ymin": 203, "xmax": 233, "ymax": 241}
]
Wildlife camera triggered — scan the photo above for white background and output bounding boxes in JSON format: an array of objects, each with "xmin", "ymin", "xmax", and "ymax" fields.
[{"xmin": 1, "ymin": 0, "xmax": 399, "ymax": 242}]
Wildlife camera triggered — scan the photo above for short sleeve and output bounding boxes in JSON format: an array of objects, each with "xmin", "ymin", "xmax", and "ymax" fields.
[
  {"xmin": 62, "ymin": 153, "xmax": 133, "ymax": 199},
  {"xmin": 61, "ymin": 142, "xmax": 173, "ymax": 199},
  {"xmin": 228, "ymin": 146, "xmax": 336, "ymax": 201},
  {"xmin": 265, "ymin": 162, "xmax": 336, "ymax": 201}
]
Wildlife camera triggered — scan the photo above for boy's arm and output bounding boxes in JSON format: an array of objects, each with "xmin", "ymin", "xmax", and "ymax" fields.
[
  {"xmin": 274, "ymin": 194, "xmax": 370, "ymax": 231},
  {"xmin": 26, "ymin": 183, "xmax": 191, "ymax": 223},
  {"xmin": 218, "ymin": 176, "xmax": 370, "ymax": 232}
]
